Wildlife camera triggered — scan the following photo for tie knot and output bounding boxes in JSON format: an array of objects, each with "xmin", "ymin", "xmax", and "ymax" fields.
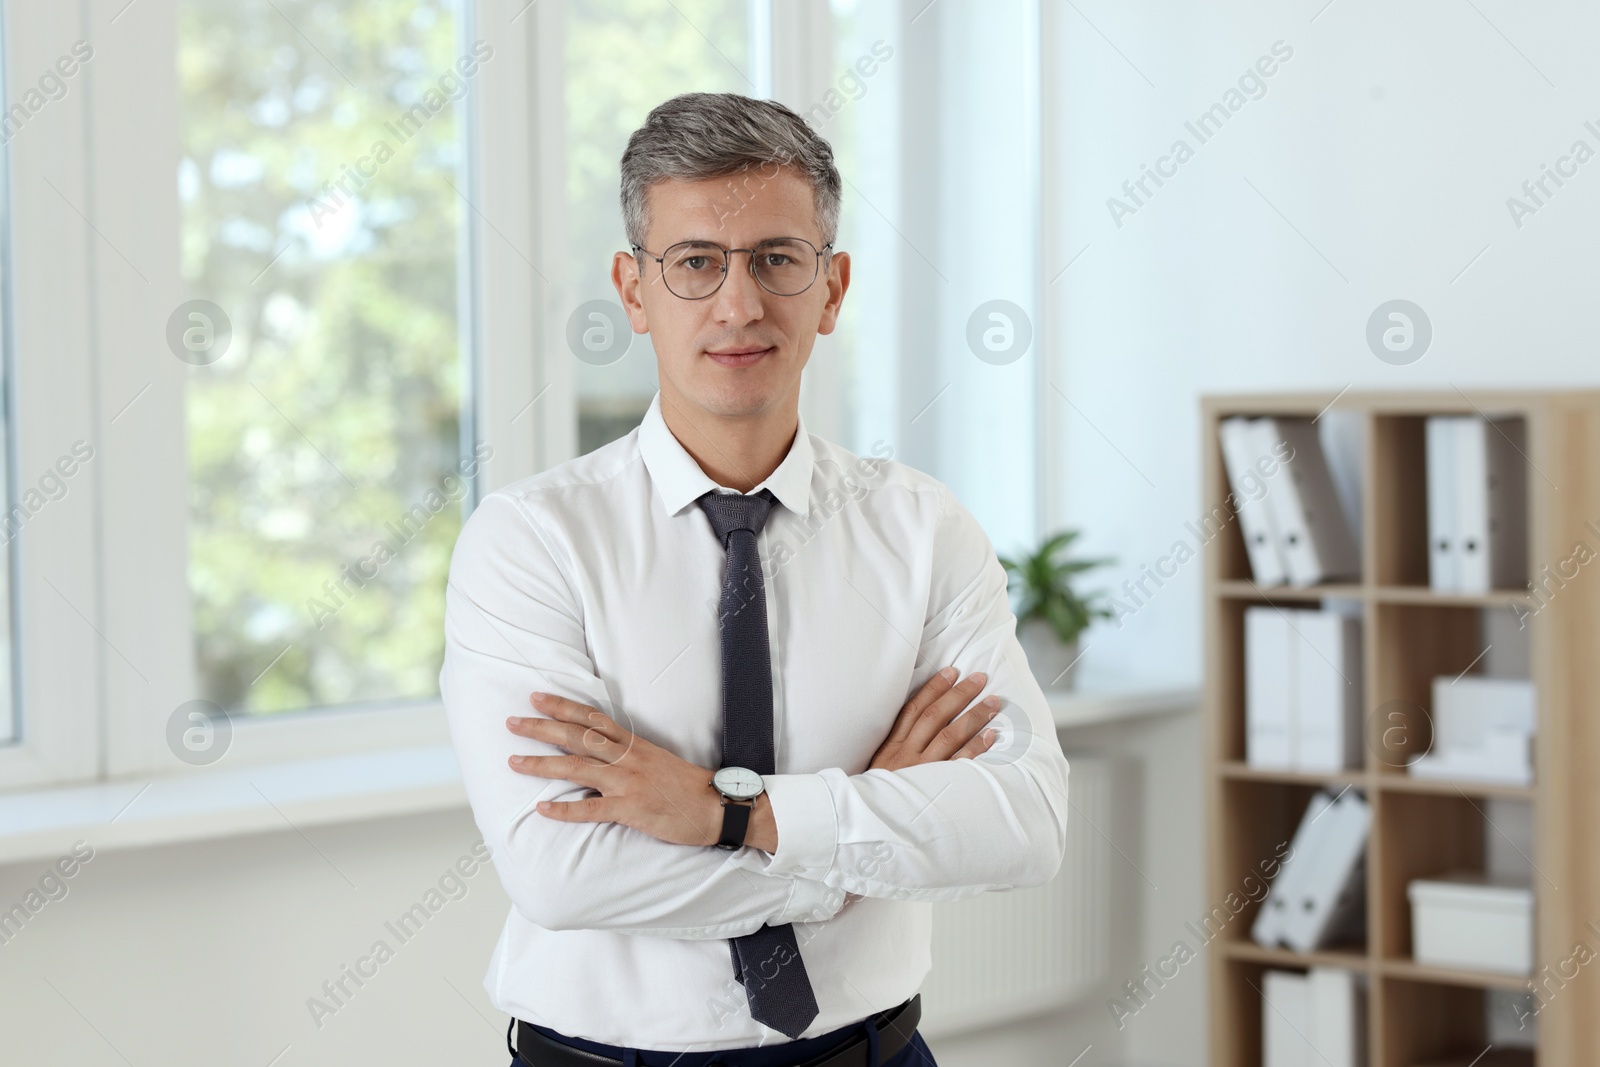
[{"xmin": 697, "ymin": 488, "xmax": 779, "ymax": 546}]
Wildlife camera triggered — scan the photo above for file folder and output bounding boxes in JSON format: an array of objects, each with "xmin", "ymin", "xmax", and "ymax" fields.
[
  {"xmin": 1261, "ymin": 418, "xmax": 1359, "ymax": 586},
  {"xmin": 1220, "ymin": 416, "xmax": 1288, "ymax": 585}
]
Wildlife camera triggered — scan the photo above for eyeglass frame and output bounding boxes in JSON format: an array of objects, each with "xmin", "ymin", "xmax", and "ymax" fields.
[{"xmin": 629, "ymin": 236, "xmax": 835, "ymax": 300}]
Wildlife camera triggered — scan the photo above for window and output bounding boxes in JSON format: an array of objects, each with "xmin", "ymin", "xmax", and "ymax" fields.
[
  {"xmin": 0, "ymin": 12, "xmax": 14, "ymax": 746},
  {"xmin": 0, "ymin": 0, "xmax": 1043, "ymax": 791},
  {"xmin": 176, "ymin": 0, "xmax": 478, "ymax": 715}
]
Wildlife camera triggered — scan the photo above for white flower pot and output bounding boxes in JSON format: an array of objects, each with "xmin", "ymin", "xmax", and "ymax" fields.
[{"xmin": 1017, "ymin": 617, "xmax": 1081, "ymax": 691}]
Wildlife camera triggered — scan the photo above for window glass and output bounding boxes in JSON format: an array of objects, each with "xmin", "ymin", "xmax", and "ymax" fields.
[
  {"xmin": 177, "ymin": 0, "xmax": 475, "ymax": 714},
  {"xmin": 827, "ymin": 0, "xmax": 902, "ymax": 454}
]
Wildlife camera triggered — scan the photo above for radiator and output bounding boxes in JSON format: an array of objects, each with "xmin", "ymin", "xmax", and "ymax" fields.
[{"xmin": 917, "ymin": 754, "xmax": 1112, "ymax": 1037}]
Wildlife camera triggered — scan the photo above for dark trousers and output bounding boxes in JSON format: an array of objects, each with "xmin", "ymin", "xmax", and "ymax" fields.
[{"xmin": 509, "ymin": 1019, "xmax": 939, "ymax": 1067}]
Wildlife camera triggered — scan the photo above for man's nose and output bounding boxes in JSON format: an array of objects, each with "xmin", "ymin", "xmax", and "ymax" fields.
[{"xmin": 709, "ymin": 252, "xmax": 767, "ymax": 323}]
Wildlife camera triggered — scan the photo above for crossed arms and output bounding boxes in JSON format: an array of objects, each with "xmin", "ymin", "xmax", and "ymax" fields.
[{"xmin": 438, "ymin": 488, "xmax": 1071, "ymax": 941}]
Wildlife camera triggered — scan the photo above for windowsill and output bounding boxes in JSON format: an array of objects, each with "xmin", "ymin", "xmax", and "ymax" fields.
[
  {"xmin": 0, "ymin": 744, "xmax": 467, "ymax": 868},
  {"xmin": 0, "ymin": 685, "xmax": 1196, "ymax": 868},
  {"xmin": 1045, "ymin": 683, "xmax": 1199, "ymax": 730}
]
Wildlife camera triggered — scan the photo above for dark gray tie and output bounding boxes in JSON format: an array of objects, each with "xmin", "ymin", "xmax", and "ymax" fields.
[{"xmin": 696, "ymin": 488, "xmax": 820, "ymax": 1040}]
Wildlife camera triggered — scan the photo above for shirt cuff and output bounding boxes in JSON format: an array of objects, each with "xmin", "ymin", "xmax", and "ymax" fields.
[{"xmin": 760, "ymin": 771, "xmax": 839, "ymax": 879}]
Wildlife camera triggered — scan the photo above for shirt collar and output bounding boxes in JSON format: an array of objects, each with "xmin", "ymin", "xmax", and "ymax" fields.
[{"xmin": 638, "ymin": 390, "xmax": 814, "ymax": 520}]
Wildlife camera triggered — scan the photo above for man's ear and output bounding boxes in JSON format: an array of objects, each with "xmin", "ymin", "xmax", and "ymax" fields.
[
  {"xmin": 815, "ymin": 249, "xmax": 850, "ymax": 336},
  {"xmin": 612, "ymin": 250, "xmax": 650, "ymax": 333}
]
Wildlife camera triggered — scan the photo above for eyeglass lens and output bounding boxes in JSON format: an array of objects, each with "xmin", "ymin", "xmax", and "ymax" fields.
[{"xmin": 659, "ymin": 239, "xmax": 819, "ymax": 298}]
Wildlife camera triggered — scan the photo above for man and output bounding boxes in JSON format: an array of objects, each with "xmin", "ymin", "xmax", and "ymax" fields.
[{"xmin": 441, "ymin": 92, "xmax": 1070, "ymax": 1067}]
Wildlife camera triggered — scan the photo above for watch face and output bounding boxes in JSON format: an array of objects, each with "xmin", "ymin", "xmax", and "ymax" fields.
[{"xmin": 713, "ymin": 766, "xmax": 764, "ymax": 800}]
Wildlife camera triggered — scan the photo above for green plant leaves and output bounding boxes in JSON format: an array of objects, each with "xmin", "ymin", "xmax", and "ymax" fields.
[{"xmin": 1001, "ymin": 528, "xmax": 1115, "ymax": 645}]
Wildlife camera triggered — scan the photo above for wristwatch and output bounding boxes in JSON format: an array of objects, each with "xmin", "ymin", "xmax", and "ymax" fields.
[{"xmin": 711, "ymin": 766, "xmax": 765, "ymax": 850}]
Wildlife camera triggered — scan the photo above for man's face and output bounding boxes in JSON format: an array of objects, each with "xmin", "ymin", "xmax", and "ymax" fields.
[{"xmin": 612, "ymin": 165, "xmax": 850, "ymax": 422}]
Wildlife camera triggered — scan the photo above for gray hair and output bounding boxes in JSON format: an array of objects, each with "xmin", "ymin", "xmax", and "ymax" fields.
[{"xmin": 619, "ymin": 92, "xmax": 842, "ymax": 252}]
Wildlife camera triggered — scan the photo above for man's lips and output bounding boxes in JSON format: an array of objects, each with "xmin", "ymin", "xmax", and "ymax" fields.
[{"xmin": 705, "ymin": 346, "xmax": 775, "ymax": 367}]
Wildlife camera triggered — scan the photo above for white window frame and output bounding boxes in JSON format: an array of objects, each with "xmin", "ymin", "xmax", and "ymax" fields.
[{"xmin": 0, "ymin": 2, "xmax": 103, "ymax": 791}]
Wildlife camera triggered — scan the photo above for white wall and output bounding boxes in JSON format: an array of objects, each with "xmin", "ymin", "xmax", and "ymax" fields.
[
  {"xmin": 1050, "ymin": 0, "xmax": 1600, "ymax": 689},
  {"xmin": 0, "ymin": 809, "xmax": 515, "ymax": 1065}
]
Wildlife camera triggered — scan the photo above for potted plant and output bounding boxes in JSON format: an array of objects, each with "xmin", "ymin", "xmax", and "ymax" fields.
[{"xmin": 999, "ymin": 529, "xmax": 1114, "ymax": 691}]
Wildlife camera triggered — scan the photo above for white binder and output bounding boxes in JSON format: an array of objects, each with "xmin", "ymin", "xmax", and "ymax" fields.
[
  {"xmin": 1267, "ymin": 966, "xmax": 1371, "ymax": 1067},
  {"xmin": 1307, "ymin": 966, "xmax": 1367, "ymax": 1067},
  {"xmin": 1281, "ymin": 788, "xmax": 1369, "ymax": 954},
  {"xmin": 1262, "ymin": 418, "xmax": 1360, "ymax": 586},
  {"xmin": 1294, "ymin": 612, "xmax": 1364, "ymax": 772},
  {"xmin": 1246, "ymin": 606, "xmax": 1365, "ymax": 772},
  {"xmin": 1455, "ymin": 417, "xmax": 1490, "ymax": 592},
  {"xmin": 1245, "ymin": 606, "xmax": 1294, "ymax": 768},
  {"xmin": 1425, "ymin": 416, "xmax": 1459, "ymax": 592},
  {"xmin": 1485, "ymin": 418, "xmax": 1530, "ymax": 590},
  {"xmin": 1263, "ymin": 970, "xmax": 1312, "ymax": 1067},
  {"xmin": 1454, "ymin": 417, "xmax": 1528, "ymax": 593},
  {"xmin": 1219, "ymin": 417, "xmax": 1288, "ymax": 585},
  {"xmin": 1252, "ymin": 790, "xmax": 1336, "ymax": 948}
]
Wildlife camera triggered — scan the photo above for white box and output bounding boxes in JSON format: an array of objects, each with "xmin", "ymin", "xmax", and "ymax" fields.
[
  {"xmin": 1408, "ymin": 872, "xmax": 1533, "ymax": 975},
  {"xmin": 1431, "ymin": 676, "xmax": 1536, "ymax": 750},
  {"xmin": 1407, "ymin": 744, "xmax": 1532, "ymax": 786},
  {"xmin": 1410, "ymin": 676, "xmax": 1537, "ymax": 785}
]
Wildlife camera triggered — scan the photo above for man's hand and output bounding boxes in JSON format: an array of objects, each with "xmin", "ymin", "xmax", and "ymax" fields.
[
  {"xmin": 868, "ymin": 667, "xmax": 1001, "ymax": 771},
  {"xmin": 507, "ymin": 692, "xmax": 731, "ymax": 848},
  {"xmin": 836, "ymin": 668, "xmax": 1000, "ymax": 907}
]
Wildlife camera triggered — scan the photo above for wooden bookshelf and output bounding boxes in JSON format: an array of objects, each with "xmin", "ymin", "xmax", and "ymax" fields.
[{"xmin": 1203, "ymin": 391, "xmax": 1600, "ymax": 1067}]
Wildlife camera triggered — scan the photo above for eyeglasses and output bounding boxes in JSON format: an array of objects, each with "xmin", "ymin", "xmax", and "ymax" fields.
[{"xmin": 630, "ymin": 237, "xmax": 833, "ymax": 300}]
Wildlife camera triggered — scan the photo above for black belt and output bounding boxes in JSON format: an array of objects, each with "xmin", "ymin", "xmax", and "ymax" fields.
[{"xmin": 509, "ymin": 994, "xmax": 921, "ymax": 1067}]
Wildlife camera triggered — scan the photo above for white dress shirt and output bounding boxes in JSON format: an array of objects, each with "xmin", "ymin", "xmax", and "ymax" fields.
[{"xmin": 440, "ymin": 390, "xmax": 1070, "ymax": 1052}]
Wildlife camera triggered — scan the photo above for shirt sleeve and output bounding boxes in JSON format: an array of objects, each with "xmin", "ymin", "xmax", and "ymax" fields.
[
  {"xmin": 440, "ymin": 491, "xmax": 847, "ymax": 939},
  {"xmin": 724, "ymin": 485, "xmax": 1072, "ymax": 902}
]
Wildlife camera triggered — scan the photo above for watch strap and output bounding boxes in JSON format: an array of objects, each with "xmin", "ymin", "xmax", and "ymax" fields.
[{"xmin": 716, "ymin": 798, "xmax": 752, "ymax": 850}]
